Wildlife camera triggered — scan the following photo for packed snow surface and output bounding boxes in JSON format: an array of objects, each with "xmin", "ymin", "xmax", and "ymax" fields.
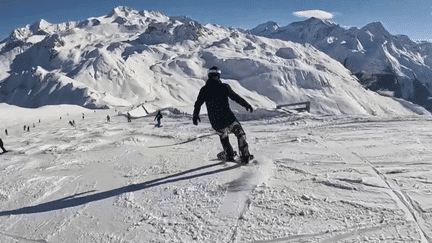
[{"xmin": 1, "ymin": 104, "xmax": 432, "ymax": 242}]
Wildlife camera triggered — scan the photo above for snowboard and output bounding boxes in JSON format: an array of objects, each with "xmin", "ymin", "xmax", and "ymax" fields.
[{"xmin": 0, "ymin": 150, "xmax": 10, "ymax": 155}]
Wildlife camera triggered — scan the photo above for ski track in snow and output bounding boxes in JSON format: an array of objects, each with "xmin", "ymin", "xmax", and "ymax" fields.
[{"xmin": 1, "ymin": 110, "xmax": 432, "ymax": 242}]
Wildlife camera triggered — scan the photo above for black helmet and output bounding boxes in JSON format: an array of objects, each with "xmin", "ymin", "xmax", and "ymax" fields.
[{"xmin": 208, "ymin": 66, "xmax": 221, "ymax": 78}]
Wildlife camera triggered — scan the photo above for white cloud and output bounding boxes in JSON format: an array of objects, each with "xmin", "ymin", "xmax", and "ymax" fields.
[{"xmin": 293, "ymin": 10, "xmax": 334, "ymax": 20}]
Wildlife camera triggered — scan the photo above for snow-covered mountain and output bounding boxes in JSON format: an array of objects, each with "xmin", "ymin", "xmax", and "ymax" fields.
[
  {"xmin": 251, "ymin": 17, "xmax": 432, "ymax": 112},
  {"xmin": 0, "ymin": 6, "xmax": 429, "ymax": 116}
]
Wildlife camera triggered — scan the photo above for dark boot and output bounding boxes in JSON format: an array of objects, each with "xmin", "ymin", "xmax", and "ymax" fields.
[
  {"xmin": 219, "ymin": 136, "xmax": 236, "ymax": 161},
  {"xmin": 217, "ymin": 151, "xmax": 237, "ymax": 162},
  {"xmin": 240, "ymin": 154, "xmax": 254, "ymax": 164}
]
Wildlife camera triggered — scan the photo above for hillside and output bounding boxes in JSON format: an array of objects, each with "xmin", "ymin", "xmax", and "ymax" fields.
[
  {"xmin": 251, "ymin": 17, "xmax": 432, "ymax": 112},
  {"xmin": 0, "ymin": 6, "xmax": 429, "ymax": 116}
]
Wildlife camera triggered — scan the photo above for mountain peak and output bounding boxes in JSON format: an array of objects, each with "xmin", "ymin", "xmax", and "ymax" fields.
[
  {"xmin": 107, "ymin": 6, "xmax": 135, "ymax": 18},
  {"xmin": 29, "ymin": 19, "xmax": 52, "ymax": 35},
  {"xmin": 363, "ymin": 21, "xmax": 384, "ymax": 28},
  {"xmin": 289, "ymin": 17, "xmax": 330, "ymax": 27},
  {"xmin": 250, "ymin": 21, "xmax": 279, "ymax": 35},
  {"xmin": 306, "ymin": 17, "xmax": 337, "ymax": 28},
  {"xmin": 361, "ymin": 22, "xmax": 390, "ymax": 36}
]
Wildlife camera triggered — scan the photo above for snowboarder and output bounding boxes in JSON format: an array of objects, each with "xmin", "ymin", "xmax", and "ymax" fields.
[
  {"xmin": 154, "ymin": 110, "xmax": 163, "ymax": 127},
  {"xmin": 193, "ymin": 66, "xmax": 254, "ymax": 164},
  {"xmin": 0, "ymin": 138, "xmax": 7, "ymax": 154}
]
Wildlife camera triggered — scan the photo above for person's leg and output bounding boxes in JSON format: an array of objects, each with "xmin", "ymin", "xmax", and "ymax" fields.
[
  {"xmin": 231, "ymin": 121, "xmax": 251, "ymax": 160},
  {"xmin": 216, "ymin": 128, "xmax": 235, "ymax": 160}
]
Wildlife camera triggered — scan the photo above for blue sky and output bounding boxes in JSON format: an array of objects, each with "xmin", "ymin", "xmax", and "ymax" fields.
[{"xmin": 1, "ymin": 0, "xmax": 431, "ymax": 42}]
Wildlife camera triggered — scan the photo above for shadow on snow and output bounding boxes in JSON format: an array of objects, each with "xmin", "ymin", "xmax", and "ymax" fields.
[{"xmin": 0, "ymin": 161, "xmax": 240, "ymax": 216}]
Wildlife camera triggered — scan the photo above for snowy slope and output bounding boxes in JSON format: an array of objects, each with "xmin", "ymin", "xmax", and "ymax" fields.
[
  {"xmin": 0, "ymin": 7, "xmax": 429, "ymax": 116},
  {"xmin": 251, "ymin": 17, "xmax": 432, "ymax": 111},
  {"xmin": 1, "ymin": 105, "xmax": 432, "ymax": 242}
]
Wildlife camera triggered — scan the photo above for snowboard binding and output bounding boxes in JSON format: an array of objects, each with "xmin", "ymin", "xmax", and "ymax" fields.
[{"xmin": 217, "ymin": 151, "xmax": 254, "ymax": 164}]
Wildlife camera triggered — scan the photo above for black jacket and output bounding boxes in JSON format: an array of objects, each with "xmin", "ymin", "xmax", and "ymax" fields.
[
  {"xmin": 154, "ymin": 112, "xmax": 163, "ymax": 121},
  {"xmin": 193, "ymin": 77, "xmax": 251, "ymax": 130}
]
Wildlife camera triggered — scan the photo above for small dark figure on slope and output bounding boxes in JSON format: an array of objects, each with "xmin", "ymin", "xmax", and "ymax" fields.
[
  {"xmin": 154, "ymin": 110, "xmax": 163, "ymax": 127},
  {"xmin": 127, "ymin": 112, "xmax": 132, "ymax": 122}
]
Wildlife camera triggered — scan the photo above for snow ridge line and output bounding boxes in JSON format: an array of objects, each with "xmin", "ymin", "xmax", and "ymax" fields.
[
  {"xmin": 0, "ymin": 231, "xmax": 48, "ymax": 243},
  {"xmin": 312, "ymin": 133, "xmax": 430, "ymax": 243},
  {"xmin": 220, "ymin": 155, "xmax": 273, "ymax": 242},
  {"xmin": 251, "ymin": 222, "xmax": 398, "ymax": 243},
  {"xmin": 228, "ymin": 198, "xmax": 252, "ymax": 243},
  {"xmin": 148, "ymin": 133, "xmax": 217, "ymax": 148},
  {"xmin": 352, "ymin": 151, "xmax": 430, "ymax": 243}
]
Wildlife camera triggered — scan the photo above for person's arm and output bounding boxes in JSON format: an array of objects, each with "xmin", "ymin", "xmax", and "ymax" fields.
[
  {"xmin": 193, "ymin": 89, "xmax": 205, "ymax": 124},
  {"xmin": 226, "ymin": 84, "xmax": 253, "ymax": 112}
]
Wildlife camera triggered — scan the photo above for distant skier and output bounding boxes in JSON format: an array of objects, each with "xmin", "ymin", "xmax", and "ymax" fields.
[
  {"xmin": 0, "ymin": 138, "xmax": 7, "ymax": 154},
  {"xmin": 154, "ymin": 110, "xmax": 163, "ymax": 127},
  {"xmin": 107, "ymin": 115, "xmax": 111, "ymax": 123},
  {"xmin": 193, "ymin": 66, "xmax": 254, "ymax": 164},
  {"xmin": 23, "ymin": 125, "xmax": 26, "ymax": 131},
  {"xmin": 5, "ymin": 129, "xmax": 7, "ymax": 136},
  {"xmin": 127, "ymin": 112, "xmax": 132, "ymax": 122}
]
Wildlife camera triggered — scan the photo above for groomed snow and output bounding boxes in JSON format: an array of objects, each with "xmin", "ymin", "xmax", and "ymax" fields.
[{"xmin": 1, "ymin": 104, "xmax": 432, "ymax": 242}]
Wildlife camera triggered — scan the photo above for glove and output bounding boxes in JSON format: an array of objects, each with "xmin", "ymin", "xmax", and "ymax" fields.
[
  {"xmin": 245, "ymin": 104, "xmax": 253, "ymax": 113},
  {"xmin": 193, "ymin": 115, "xmax": 201, "ymax": 125}
]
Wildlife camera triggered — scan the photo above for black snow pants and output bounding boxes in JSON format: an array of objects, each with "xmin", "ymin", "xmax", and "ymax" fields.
[{"xmin": 216, "ymin": 121, "xmax": 250, "ymax": 158}]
